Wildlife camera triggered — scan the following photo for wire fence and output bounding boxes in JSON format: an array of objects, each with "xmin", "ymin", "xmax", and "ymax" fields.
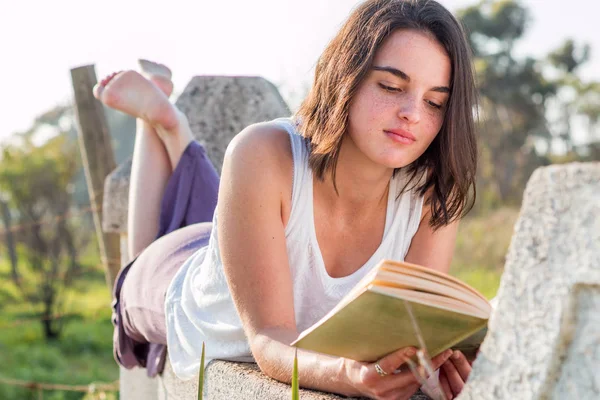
[
  {"xmin": 0, "ymin": 204, "xmax": 97, "ymax": 236},
  {"xmin": 0, "ymin": 375, "xmax": 119, "ymax": 399}
]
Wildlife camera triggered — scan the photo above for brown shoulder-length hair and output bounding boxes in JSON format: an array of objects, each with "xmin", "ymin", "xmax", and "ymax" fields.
[{"xmin": 296, "ymin": 0, "xmax": 478, "ymax": 229}]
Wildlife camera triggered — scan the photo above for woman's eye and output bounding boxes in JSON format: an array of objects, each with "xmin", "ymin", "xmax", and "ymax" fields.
[
  {"xmin": 378, "ymin": 83, "xmax": 401, "ymax": 93},
  {"xmin": 427, "ymin": 100, "xmax": 443, "ymax": 110}
]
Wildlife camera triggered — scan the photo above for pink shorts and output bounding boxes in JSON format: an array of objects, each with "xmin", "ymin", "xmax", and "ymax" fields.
[{"xmin": 111, "ymin": 141, "xmax": 219, "ymax": 377}]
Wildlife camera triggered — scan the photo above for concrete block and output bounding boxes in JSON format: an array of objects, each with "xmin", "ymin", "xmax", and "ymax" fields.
[
  {"xmin": 102, "ymin": 76, "xmax": 290, "ymax": 234},
  {"xmin": 458, "ymin": 162, "xmax": 600, "ymax": 400}
]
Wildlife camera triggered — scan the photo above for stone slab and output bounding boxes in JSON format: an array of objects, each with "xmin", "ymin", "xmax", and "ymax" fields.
[
  {"xmin": 102, "ymin": 76, "xmax": 290, "ymax": 233},
  {"xmin": 174, "ymin": 76, "xmax": 290, "ymax": 174},
  {"xmin": 458, "ymin": 162, "xmax": 600, "ymax": 400}
]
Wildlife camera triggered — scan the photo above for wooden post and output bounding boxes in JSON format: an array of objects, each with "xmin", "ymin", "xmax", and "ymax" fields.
[{"xmin": 70, "ymin": 65, "xmax": 121, "ymax": 290}]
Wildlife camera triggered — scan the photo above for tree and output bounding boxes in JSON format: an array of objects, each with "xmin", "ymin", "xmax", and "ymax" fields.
[
  {"xmin": 0, "ymin": 132, "xmax": 89, "ymax": 340},
  {"xmin": 547, "ymin": 39, "xmax": 600, "ymax": 157},
  {"xmin": 0, "ymin": 98, "xmax": 137, "ymax": 340},
  {"xmin": 457, "ymin": 0, "xmax": 600, "ymax": 209}
]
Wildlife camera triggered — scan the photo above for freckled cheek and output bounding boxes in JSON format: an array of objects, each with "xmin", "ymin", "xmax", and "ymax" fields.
[
  {"xmin": 421, "ymin": 113, "xmax": 445, "ymax": 141},
  {"xmin": 352, "ymin": 95, "xmax": 387, "ymax": 128},
  {"xmin": 365, "ymin": 94, "xmax": 396, "ymax": 122}
]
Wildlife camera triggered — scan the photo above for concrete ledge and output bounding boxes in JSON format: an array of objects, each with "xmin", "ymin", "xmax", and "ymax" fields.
[{"xmin": 159, "ymin": 358, "xmax": 432, "ymax": 400}]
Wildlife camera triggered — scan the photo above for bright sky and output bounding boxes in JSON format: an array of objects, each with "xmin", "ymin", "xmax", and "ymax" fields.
[{"xmin": 1, "ymin": 0, "xmax": 599, "ymax": 143}]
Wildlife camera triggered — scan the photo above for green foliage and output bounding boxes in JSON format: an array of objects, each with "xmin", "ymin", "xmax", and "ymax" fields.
[
  {"xmin": 457, "ymin": 1, "xmax": 600, "ymax": 210},
  {"xmin": 450, "ymin": 207, "xmax": 519, "ymax": 299},
  {"xmin": 460, "ymin": 0, "xmax": 529, "ymax": 52},
  {"xmin": 0, "ymin": 134, "xmax": 78, "ymax": 210},
  {"xmin": 0, "ymin": 133, "xmax": 91, "ymax": 340},
  {"xmin": 6, "ymin": 102, "xmax": 136, "ymax": 208},
  {"xmin": 548, "ymin": 39, "xmax": 590, "ymax": 74}
]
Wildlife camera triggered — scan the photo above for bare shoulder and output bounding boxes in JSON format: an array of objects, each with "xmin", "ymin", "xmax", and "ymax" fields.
[
  {"xmin": 225, "ymin": 121, "xmax": 293, "ymax": 165},
  {"xmin": 222, "ymin": 121, "xmax": 294, "ymax": 201}
]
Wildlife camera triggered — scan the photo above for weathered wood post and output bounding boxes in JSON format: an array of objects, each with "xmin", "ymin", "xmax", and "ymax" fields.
[{"xmin": 70, "ymin": 65, "xmax": 121, "ymax": 289}]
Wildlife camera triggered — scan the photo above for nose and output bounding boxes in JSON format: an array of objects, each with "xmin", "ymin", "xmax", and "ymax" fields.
[{"xmin": 397, "ymin": 95, "xmax": 421, "ymax": 124}]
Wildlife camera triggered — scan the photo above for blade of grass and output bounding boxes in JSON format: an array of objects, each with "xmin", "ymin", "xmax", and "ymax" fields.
[
  {"xmin": 291, "ymin": 348, "xmax": 299, "ymax": 400},
  {"xmin": 198, "ymin": 342, "xmax": 205, "ymax": 400}
]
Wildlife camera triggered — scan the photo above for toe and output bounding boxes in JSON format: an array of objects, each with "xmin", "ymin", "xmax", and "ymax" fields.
[{"xmin": 93, "ymin": 83, "xmax": 103, "ymax": 99}]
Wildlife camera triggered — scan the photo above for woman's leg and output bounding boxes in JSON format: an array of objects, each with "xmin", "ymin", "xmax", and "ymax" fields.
[
  {"xmin": 127, "ymin": 119, "xmax": 171, "ymax": 259},
  {"xmin": 94, "ymin": 61, "xmax": 194, "ymax": 259},
  {"xmin": 101, "ymin": 62, "xmax": 220, "ymax": 374}
]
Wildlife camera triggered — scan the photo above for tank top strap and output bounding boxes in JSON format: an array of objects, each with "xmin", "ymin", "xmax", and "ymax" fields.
[{"xmin": 269, "ymin": 118, "xmax": 312, "ymax": 237}]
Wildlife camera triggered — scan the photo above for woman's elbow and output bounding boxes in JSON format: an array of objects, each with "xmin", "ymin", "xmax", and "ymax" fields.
[{"xmin": 249, "ymin": 331, "xmax": 294, "ymax": 383}]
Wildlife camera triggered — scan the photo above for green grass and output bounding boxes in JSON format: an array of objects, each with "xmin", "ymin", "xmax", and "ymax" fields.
[
  {"xmin": 452, "ymin": 268, "xmax": 503, "ymax": 300},
  {"xmin": 0, "ymin": 249, "xmax": 119, "ymax": 400},
  {"xmin": 450, "ymin": 207, "xmax": 519, "ymax": 299}
]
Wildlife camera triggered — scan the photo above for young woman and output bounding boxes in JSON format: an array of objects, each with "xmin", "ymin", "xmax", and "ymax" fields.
[{"xmin": 100, "ymin": 1, "xmax": 478, "ymax": 399}]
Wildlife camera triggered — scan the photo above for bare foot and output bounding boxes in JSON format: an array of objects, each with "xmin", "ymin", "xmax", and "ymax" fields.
[
  {"xmin": 94, "ymin": 70, "xmax": 179, "ymax": 131},
  {"xmin": 138, "ymin": 59, "xmax": 173, "ymax": 97}
]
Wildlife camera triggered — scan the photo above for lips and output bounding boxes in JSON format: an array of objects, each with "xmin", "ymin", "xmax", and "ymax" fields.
[{"xmin": 384, "ymin": 128, "xmax": 416, "ymax": 144}]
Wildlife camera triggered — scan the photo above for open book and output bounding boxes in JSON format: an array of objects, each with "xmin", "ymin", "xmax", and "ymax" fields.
[{"xmin": 291, "ymin": 259, "xmax": 491, "ymax": 362}]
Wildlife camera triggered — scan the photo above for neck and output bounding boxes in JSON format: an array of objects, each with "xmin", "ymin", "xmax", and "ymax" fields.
[{"xmin": 315, "ymin": 135, "xmax": 393, "ymax": 210}]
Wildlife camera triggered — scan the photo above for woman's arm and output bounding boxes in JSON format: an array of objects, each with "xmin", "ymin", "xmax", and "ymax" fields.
[
  {"xmin": 217, "ymin": 124, "xmax": 451, "ymax": 399},
  {"xmin": 404, "ymin": 194, "xmax": 459, "ymax": 274},
  {"xmin": 217, "ymin": 124, "xmax": 354, "ymax": 394}
]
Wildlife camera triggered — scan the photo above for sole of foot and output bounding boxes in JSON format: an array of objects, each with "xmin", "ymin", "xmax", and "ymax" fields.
[
  {"xmin": 93, "ymin": 70, "xmax": 179, "ymax": 131},
  {"xmin": 138, "ymin": 59, "xmax": 173, "ymax": 97}
]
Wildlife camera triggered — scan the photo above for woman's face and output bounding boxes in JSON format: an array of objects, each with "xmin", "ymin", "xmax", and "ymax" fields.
[{"xmin": 346, "ymin": 29, "xmax": 451, "ymax": 170}]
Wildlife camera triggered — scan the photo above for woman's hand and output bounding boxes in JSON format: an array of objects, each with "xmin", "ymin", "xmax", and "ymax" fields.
[
  {"xmin": 345, "ymin": 347, "xmax": 454, "ymax": 400},
  {"xmin": 437, "ymin": 350, "xmax": 472, "ymax": 399}
]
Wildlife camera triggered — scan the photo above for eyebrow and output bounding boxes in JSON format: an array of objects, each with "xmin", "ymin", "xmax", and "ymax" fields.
[{"xmin": 372, "ymin": 65, "xmax": 451, "ymax": 93}]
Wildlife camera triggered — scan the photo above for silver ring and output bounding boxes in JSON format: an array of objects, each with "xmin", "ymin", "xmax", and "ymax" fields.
[{"xmin": 375, "ymin": 363, "xmax": 388, "ymax": 377}]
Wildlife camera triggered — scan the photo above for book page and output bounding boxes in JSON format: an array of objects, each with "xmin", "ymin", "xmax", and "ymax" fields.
[
  {"xmin": 374, "ymin": 270, "xmax": 491, "ymax": 314},
  {"xmin": 369, "ymin": 285, "xmax": 489, "ymax": 319},
  {"xmin": 380, "ymin": 260, "xmax": 490, "ymax": 304}
]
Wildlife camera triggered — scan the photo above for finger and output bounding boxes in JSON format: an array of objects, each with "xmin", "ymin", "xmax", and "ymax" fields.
[
  {"xmin": 428, "ymin": 349, "xmax": 454, "ymax": 372},
  {"xmin": 367, "ymin": 366, "xmax": 424, "ymax": 394},
  {"xmin": 439, "ymin": 368, "xmax": 454, "ymax": 400},
  {"xmin": 450, "ymin": 350, "xmax": 472, "ymax": 381},
  {"xmin": 442, "ymin": 359, "xmax": 464, "ymax": 395},
  {"xmin": 362, "ymin": 347, "xmax": 420, "ymax": 394},
  {"xmin": 378, "ymin": 347, "xmax": 418, "ymax": 376}
]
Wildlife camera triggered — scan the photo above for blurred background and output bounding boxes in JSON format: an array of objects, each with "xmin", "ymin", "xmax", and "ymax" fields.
[{"xmin": 0, "ymin": 0, "xmax": 598, "ymax": 398}]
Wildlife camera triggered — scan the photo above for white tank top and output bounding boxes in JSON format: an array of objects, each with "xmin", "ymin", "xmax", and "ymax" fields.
[{"xmin": 165, "ymin": 118, "xmax": 425, "ymax": 380}]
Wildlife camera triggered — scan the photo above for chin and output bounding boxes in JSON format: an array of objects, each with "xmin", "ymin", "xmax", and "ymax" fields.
[
  {"xmin": 373, "ymin": 157, "xmax": 412, "ymax": 170},
  {"xmin": 372, "ymin": 151, "xmax": 418, "ymax": 169}
]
